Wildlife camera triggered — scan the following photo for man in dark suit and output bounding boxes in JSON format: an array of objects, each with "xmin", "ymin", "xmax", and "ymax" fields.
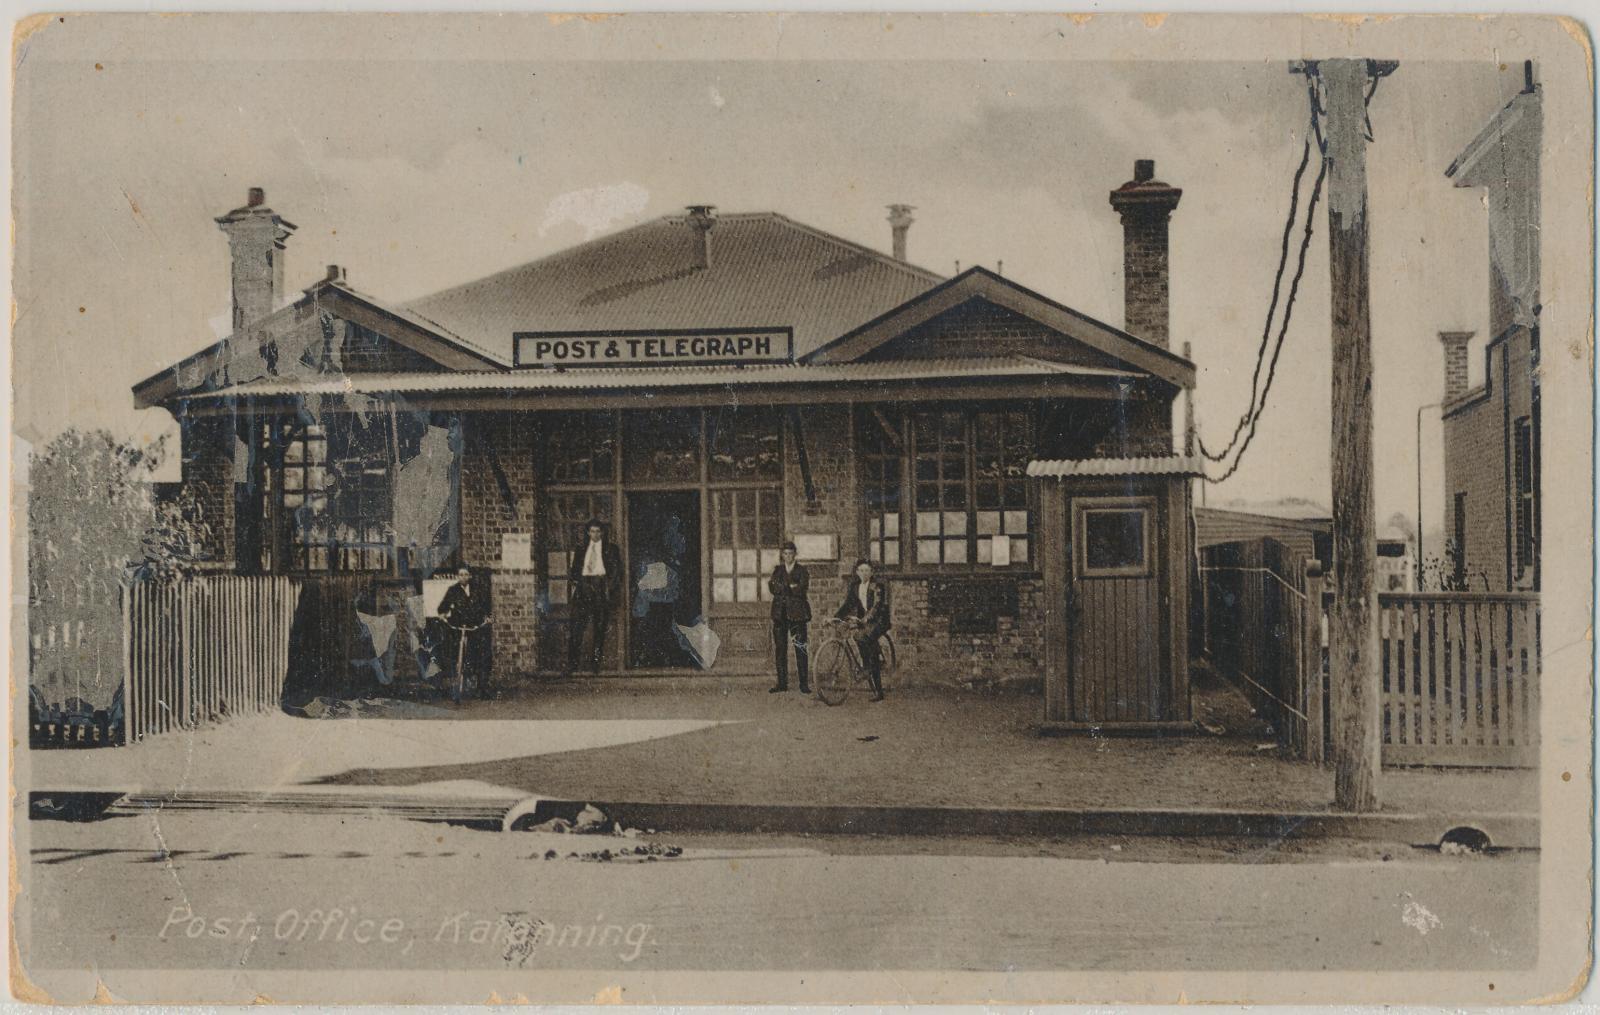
[
  {"xmin": 567, "ymin": 519, "xmax": 623, "ymax": 676},
  {"xmin": 835, "ymin": 557, "xmax": 891, "ymax": 701},
  {"xmin": 767, "ymin": 541, "xmax": 812, "ymax": 694},
  {"xmin": 438, "ymin": 566, "xmax": 491, "ymax": 701}
]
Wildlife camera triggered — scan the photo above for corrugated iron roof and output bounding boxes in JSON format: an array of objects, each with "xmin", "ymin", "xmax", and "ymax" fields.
[
  {"xmin": 1026, "ymin": 455, "xmax": 1202, "ymax": 478},
  {"xmin": 405, "ymin": 212, "xmax": 944, "ymax": 363},
  {"xmin": 192, "ymin": 355, "xmax": 1136, "ymax": 399}
]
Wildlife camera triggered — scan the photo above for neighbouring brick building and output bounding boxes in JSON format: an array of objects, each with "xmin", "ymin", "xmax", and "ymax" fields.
[
  {"xmin": 1438, "ymin": 64, "xmax": 1541, "ymax": 592},
  {"xmin": 134, "ymin": 161, "xmax": 1199, "ymax": 729}
]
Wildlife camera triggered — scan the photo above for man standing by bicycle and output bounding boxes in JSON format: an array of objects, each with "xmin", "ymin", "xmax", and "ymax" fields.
[
  {"xmin": 768, "ymin": 541, "xmax": 812, "ymax": 694},
  {"xmin": 438, "ymin": 565, "xmax": 491, "ymax": 702},
  {"xmin": 835, "ymin": 558, "xmax": 891, "ymax": 702}
]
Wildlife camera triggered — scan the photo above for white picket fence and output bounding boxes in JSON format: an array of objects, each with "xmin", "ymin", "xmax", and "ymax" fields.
[{"xmin": 121, "ymin": 575, "xmax": 300, "ymax": 742}]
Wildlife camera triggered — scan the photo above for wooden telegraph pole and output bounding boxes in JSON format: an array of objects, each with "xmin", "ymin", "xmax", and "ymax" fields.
[{"xmin": 1305, "ymin": 57, "xmax": 1396, "ymax": 812}]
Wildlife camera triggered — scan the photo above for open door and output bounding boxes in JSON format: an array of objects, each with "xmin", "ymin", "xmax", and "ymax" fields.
[{"xmin": 627, "ymin": 490, "xmax": 702, "ymax": 669}]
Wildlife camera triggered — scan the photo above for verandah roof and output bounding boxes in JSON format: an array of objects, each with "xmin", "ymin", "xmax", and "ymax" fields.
[{"xmin": 177, "ymin": 355, "xmax": 1145, "ymax": 409}]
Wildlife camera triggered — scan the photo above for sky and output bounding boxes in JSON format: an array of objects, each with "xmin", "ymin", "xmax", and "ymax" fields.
[{"xmin": 13, "ymin": 41, "xmax": 1525, "ymax": 530}]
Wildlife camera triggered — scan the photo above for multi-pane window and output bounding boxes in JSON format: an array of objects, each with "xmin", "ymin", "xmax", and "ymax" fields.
[
  {"xmin": 708, "ymin": 406, "xmax": 782, "ymax": 482},
  {"xmin": 543, "ymin": 491, "xmax": 614, "ymax": 606},
  {"xmin": 913, "ymin": 411, "xmax": 970, "ymax": 565},
  {"xmin": 544, "ymin": 411, "xmax": 617, "ymax": 484},
  {"xmin": 624, "ymin": 409, "xmax": 701, "ymax": 483},
  {"xmin": 860, "ymin": 408, "xmax": 904, "ymax": 566},
  {"xmin": 974, "ymin": 410, "xmax": 1033, "ymax": 566},
  {"xmin": 860, "ymin": 405, "xmax": 1035, "ymax": 571},
  {"xmin": 711, "ymin": 489, "xmax": 782, "ymax": 604},
  {"xmin": 324, "ymin": 416, "xmax": 393, "ymax": 572},
  {"xmin": 261, "ymin": 418, "xmax": 394, "ymax": 574},
  {"xmin": 1513, "ymin": 416, "xmax": 1536, "ymax": 578}
]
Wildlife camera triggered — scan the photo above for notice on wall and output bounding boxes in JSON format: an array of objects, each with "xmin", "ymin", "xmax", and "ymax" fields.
[
  {"xmin": 791, "ymin": 533, "xmax": 837, "ymax": 562},
  {"xmin": 989, "ymin": 532, "xmax": 1011, "ymax": 567},
  {"xmin": 515, "ymin": 328, "xmax": 794, "ymax": 368},
  {"xmin": 500, "ymin": 532, "xmax": 532, "ymax": 570}
]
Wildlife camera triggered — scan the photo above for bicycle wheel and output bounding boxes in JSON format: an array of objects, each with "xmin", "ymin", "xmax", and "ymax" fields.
[
  {"xmin": 877, "ymin": 631, "xmax": 899, "ymax": 689},
  {"xmin": 812, "ymin": 638, "xmax": 853, "ymax": 706}
]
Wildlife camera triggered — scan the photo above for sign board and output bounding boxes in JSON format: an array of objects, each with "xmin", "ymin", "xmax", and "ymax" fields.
[
  {"xmin": 500, "ymin": 532, "xmax": 532, "ymax": 570},
  {"xmin": 791, "ymin": 533, "xmax": 837, "ymax": 562},
  {"xmin": 514, "ymin": 328, "xmax": 794, "ymax": 368},
  {"xmin": 421, "ymin": 578, "xmax": 453, "ymax": 619}
]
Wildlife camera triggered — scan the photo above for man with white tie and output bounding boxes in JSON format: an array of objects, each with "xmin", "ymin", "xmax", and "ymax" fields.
[{"xmin": 566, "ymin": 519, "xmax": 623, "ymax": 676}]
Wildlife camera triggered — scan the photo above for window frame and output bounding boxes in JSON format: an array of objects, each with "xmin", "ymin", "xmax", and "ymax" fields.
[
  {"xmin": 258, "ymin": 416, "xmax": 398, "ymax": 576},
  {"xmin": 1513, "ymin": 415, "xmax": 1536, "ymax": 577},
  {"xmin": 857, "ymin": 403, "xmax": 1038, "ymax": 574},
  {"xmin": 1072, "ymin": 496, "xmax": 1155, "ymax": 579}
]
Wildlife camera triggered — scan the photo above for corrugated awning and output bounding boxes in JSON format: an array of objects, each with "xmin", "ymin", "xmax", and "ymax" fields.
[
  {"xmin": 182, "ymin": 355, "xmax": 1141, "ymax": 400},
  {"xmin": 1027, "ymin": 455, "xmax": 1203, "ymax": 478}
]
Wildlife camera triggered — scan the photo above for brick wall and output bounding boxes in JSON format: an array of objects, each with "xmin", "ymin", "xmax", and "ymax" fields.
[
  {"xmin": 1440, "ymin": 327, "xmax": 1535, "ymax": 591},
  {"xmin": 785, "ymin": 403, "xmax": 858, "ymax": 629},
  {"xmin": 784, "ymin": 404, "xmax": 1044, "ymax": 688},
  {"xmin": 458, "ymin": 411, "xmax": 541, "ymax": 675},
  {"xmin": 887, "ymin": 577, "xmax": 1045, "ymax": 687},
  {"xmin": 868, "ymin": 300, "xmax": 1119, "ymax": 368}
]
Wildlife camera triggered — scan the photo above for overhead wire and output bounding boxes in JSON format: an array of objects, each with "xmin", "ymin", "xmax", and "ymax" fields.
[
  {"xmin": 1198, "ymin": 73, "xmax": 1326, "ymax": 480},
  {"xmin": 1199, "ymin": 65, "xmax": 1386, "ymax": 485}
]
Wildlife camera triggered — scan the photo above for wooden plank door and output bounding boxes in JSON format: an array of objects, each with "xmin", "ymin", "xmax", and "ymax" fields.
[{"xmin": 1068, "ymin": 495, "xmax": 1165, "ymax": 723}]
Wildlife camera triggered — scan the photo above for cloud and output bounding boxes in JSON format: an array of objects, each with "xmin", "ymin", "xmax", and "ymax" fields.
[{"xmin": 538, "ymin": 182, "xmax": 652, "ymax": 240}]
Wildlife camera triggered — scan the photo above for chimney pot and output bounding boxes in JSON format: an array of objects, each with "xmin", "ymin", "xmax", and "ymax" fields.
[
  {"xmin": 247, "ymin": 187, "xmax": 265, "ymax": 208},
  {"xmin": 1108, "ymin": 159, "xmax": 1182, "ymax": 349},
  {"xmin": 326, "ymin": 264, "xmax": 345, "ymax": 283},
  {"xmin": 886, "ymin": 204, "xmax": 915, "ymax": 261},
  {"xmin": 685, "ymin": 205, "xmax": 717, "ymax": 270}
]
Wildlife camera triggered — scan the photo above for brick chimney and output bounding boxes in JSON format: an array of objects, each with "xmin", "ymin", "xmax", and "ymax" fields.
[
  {"xmin": 886, "ymin": 204, "xmax": 915, "ymax": 261},
  {"xmin": 215, "ymin": 187, "xmax": 296, "ymax": 334},
  {"xmin": 685, "ymin": 205, "xmax": 717, "ymax": 270},
  {"xmin": 1108, "ymin": 159, "xmax": 1182, "ymax": 349},
  {"xmin": 1440, "ymin": 331, "xmax": 1474, "ymax": 402}
]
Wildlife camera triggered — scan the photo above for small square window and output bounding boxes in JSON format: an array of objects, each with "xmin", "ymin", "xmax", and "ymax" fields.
[{"xmin": 1077, "ymin": 504, "xmax": 1150, "ymax": 577}]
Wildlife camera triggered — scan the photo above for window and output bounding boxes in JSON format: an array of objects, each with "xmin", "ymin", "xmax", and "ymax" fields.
[
  {"xmin": 1514, "ymin": 416, "xmax": 1536, "ymax": 577},
  {"xmin": 708, "ymin": 406, "xmax": 782, "ymax": 482},
  {"xmin": 543, "ymin": 491, "xmax": 614, "ymax": 606},
  {"xmin": 860, "ymin": 408, "xmax": 904, "ymax": 566},
  {"xmin": 973, "ymin": 409, "xmax": 1033, "ymax": 566},
  {"xmin": 1076, "ymin": 504, "xmax": 1151, "ymax": 578},
  {"xmin": 544, "ymin": 411, "xmax": 617, "ymax": 484},
  {"xmin": 858, "ymin": 405, "xmax": 1035, "ymax": 571},
  {"xmin": 711, "ymin": 489, "xmax": 782, "ymax": 603},
  {"xmin": 1075, "ymin": 499, "xmax": 1152, "ymax": 576},
  {"xmin": 1452, "ymin": 492, "xmax": 1468, "ymax": 588},
  {"xmin": 624, "ymin": 409, "xmax": 701, "ymax": 483},
  {"xmin": 261, "ymin": 418, "xmax": 394, "ymax": 574},
  {"xmin": 913, "ymin": 410, "xmax": 970, "ymax": 565},
  {"xmin": 323, "ymin": 416, "xmax": 393, "ymax": 572}
]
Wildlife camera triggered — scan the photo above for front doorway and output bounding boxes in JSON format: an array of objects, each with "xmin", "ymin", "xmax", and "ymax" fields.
[{"xmin": 626, "ymin": 490, "xmax": 703, "ymax": 668}]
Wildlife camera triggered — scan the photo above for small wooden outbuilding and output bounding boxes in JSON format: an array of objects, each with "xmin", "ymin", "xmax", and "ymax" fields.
[{"xmin": 1031, "ymin": 456, "xmax": 1199, "ymax": 732}]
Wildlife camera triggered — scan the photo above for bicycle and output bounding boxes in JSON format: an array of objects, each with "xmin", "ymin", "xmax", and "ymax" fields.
[
  {"xmin": 444, "ymin": 618, "xmax": 489, "ymax": 703},
  {"xmin": 810, "ymin": 617, "xmax": 898, "ymax": 706}
]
